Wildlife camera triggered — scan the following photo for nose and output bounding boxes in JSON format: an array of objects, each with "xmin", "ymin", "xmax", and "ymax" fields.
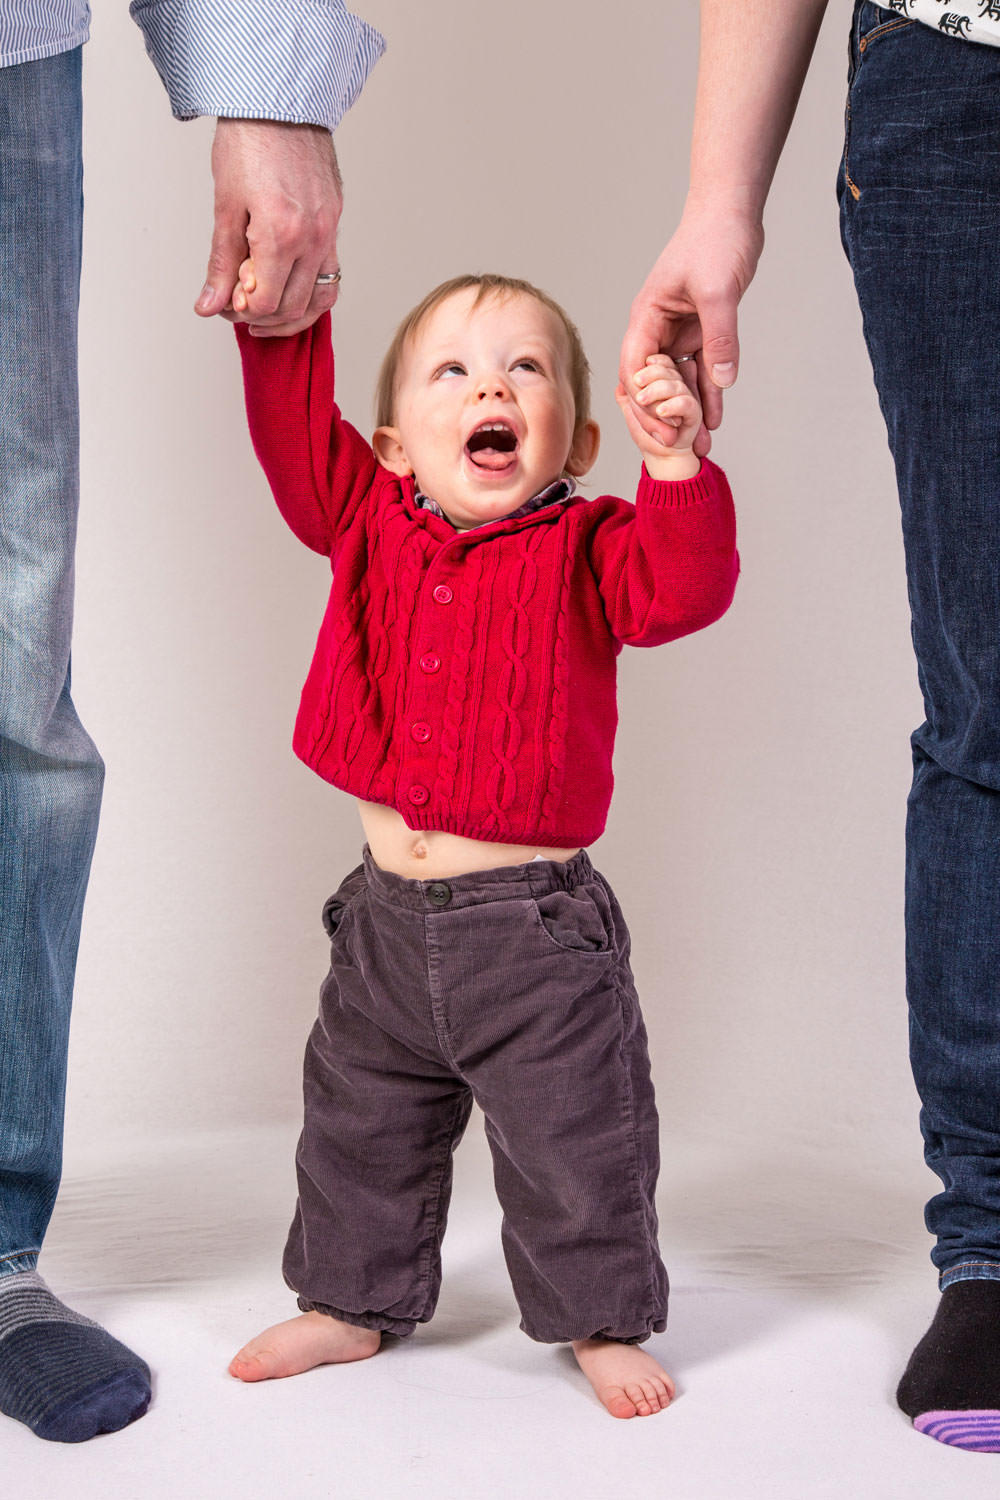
[{"xmin": 476, "ymin": 371, "xmax": 510, "ymax": 401}]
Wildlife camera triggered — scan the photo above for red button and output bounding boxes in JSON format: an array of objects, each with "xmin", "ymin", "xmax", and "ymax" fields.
[
  {"xmin": 408, "ymin": 784, "xmax": 429, "ymax": 805},
  {"xmin": 433, "ymin": 585, "xmax": 453, "ymax": 605},
  {"xmin": 419, "ymin": 653, "xmax": 441, "ymax": 673},
  {"xmin": 411, "ymin": 722, "xmax": 431, "ymax": 743}
]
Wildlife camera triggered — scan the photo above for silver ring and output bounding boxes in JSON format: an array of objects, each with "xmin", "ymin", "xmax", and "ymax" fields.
[
  {"xmin": 315, "ymin": 269, "xmax": 342, "ymax": 286},
  {"xmin": 674, "ymin": 353, "xmax": 698, "ymax": 363}
]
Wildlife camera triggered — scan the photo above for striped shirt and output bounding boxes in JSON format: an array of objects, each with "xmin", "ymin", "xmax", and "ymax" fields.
[
  {"xmin": 0, "ymin": 1, "xmax": 385, "ymax": 132},
  {"xmin": 877, "ymin": 0, "xmax": 1000, "ymax": 48}
]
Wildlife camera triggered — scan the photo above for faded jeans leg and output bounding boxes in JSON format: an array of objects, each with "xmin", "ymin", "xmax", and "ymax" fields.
[{"xmin": 0, "ymin": 48, "xmax": 103, "ymax": 1272}]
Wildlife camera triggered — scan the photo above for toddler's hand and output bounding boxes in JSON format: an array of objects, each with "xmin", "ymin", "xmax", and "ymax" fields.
[
  {"xmin": 230, "ymin": 257, "xmax": 257, "ymax": 318},
  {"xmin": 616, "ymin": 356, "xmax": 702, "ymax": 479}
]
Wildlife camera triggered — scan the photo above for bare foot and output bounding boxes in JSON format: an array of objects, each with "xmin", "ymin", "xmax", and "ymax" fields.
[
  {"xmin": 571, "ymin": 1338, "xmax": 675, "ymax": 1419},
  {"xmin": 229, "ymin": 1311, "xmax": 381, "ymax": 1382}
]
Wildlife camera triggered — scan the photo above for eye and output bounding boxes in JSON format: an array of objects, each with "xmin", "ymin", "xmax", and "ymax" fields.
[
  {"xmin": 513, "ymin": 358, "xmax": 542, "ymax": 373},
  {"xmin": 435, "ymin": 362, "xmax": 466, "ymax": 379}
]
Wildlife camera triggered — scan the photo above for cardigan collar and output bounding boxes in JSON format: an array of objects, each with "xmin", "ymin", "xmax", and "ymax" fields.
[{"xmin": 413, "ymin": 475, "xmax": 576, "ymax": 529}]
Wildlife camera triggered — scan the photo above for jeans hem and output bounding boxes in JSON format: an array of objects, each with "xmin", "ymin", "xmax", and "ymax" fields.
[
  {"xmin": 0, "ymin": 1252, "xmax": 40, "ymax": 1277},
  {"xmin": 938, "ymin": 1261, "xmax": 1000, "ymax": 1290}
]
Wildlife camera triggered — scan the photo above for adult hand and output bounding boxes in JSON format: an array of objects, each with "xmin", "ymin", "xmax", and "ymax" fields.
[
  {"xmin": 620, "ymin": 205, "xmax": 764, "ymax": 456},
  {"xmin": 194, "ymin": 118, "xmax": 344, "ymax": 337}
]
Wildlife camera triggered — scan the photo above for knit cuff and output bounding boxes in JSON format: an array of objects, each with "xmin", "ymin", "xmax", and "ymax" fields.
[{"xmin": 638, "ymin": 458, "xmax": 726, "ymax": 510}]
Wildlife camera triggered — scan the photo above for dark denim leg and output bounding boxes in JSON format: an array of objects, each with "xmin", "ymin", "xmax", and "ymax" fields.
[
  {"xmin": 283, "ymin": 867, "xmax": 474, "ymax": 1336},
  {"xmin": 840, "ymin": 3, "xmax": 1000, "ymax": 1282},
  {"xmin": 420, "ymin": 854, "xmax": 669, "ymax": 1344}
]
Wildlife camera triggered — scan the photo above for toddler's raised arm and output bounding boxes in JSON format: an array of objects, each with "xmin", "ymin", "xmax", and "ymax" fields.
[
  {"xmin": 585, "ymin": 461, "xmax": 739, "ymax": 647},
  {"xmin": 236, "ymin": 312, "xmax": 376, "ymax": 558}
]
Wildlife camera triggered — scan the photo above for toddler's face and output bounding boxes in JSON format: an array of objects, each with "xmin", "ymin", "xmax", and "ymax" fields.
[{"xmin": 373, "ymin": 288, "xmax": 598, "ymax": 530}]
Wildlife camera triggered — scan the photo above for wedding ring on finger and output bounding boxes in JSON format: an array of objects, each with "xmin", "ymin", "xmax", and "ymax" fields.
[{"xmin": 315, "ymin": 269, "xmax": 342, "ymax": 286}]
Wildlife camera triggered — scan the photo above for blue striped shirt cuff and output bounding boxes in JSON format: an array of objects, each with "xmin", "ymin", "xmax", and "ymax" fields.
[{"xmin": 130, "ymin": 0, "xmax": 385, "ymax": 131}]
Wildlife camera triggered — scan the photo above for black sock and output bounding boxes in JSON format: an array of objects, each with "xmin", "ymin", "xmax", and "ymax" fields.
[{"xmin": 897, "ymin": 1280, "xmax": 1000, "ymax": 1450}]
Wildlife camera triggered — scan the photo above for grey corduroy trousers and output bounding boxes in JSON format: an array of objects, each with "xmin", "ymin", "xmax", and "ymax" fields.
[{"xmin": 284, "ymin": 848, "xmax": 669, "ymax": 1344}]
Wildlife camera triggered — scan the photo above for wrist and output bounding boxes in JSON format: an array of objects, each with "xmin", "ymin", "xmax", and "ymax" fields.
[
  {"xmin": 682, "ymin": 184, "xmax": 765, "ymax": 233},
  {"xmin": 642, "ymin": 448, "xmax": 702, "ymax": 483},
  {"xmin": 215, "ymin": 116, "xmax": 329, "ymax": 135}
]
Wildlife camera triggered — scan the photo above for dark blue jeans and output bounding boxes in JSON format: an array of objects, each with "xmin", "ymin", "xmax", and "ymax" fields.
[
  {"xmin": 840, "ymin": 2, "xmax": 1000, "ymax": 1286},
  {"xmin": 0, "ymin": 49, "xmax": 103, "ymax": 1275}
]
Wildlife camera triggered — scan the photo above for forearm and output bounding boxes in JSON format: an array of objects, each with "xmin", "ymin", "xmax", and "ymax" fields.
[
  {"xmin": 590, "ymin": 463, "xmax": 739, "ymax": 647},
  {"xmin": 687, "ymin": 0, "xmax": 830, "ymax": 222},
  {"xmin": 235, "ymin": 314, "xmax": 375, "ymax": 556}
]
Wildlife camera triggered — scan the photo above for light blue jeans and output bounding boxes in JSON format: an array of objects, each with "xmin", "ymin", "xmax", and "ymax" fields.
[{"xmin": 0, "ymin": 47, "xmax": 103, "ymax": 1276}]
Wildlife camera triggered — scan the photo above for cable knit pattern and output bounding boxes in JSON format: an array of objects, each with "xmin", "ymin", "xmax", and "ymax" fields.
[
  {"xmin": 357, "ymin": 519, "xmax": 399, "ymax": 802},
  {"xmin": 539, "ymin": 542, "xmax": 574, "ymax": 839},
  {"xmin": 236, "ymin": 316, "xmax": 739, "ymax": 847},
  {"xmin": 434, "ymin": 546, "xmax": 483, "ymax": 815},
  {"xmin": 386, "ymin": 528, "xmax": 430, "ymax": 801},
  {"xmin": 485, "ymin": 534, "xmax": 536, "ymax": 839}
]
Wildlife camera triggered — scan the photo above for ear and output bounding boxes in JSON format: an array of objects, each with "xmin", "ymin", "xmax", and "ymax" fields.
[
  {"xmin": 565, "ymin": 419, "xmax": 600, "ymax": 478},
  {"xmin": 372, "ymin": 425, "xmax": 413, "ymax": 476}
]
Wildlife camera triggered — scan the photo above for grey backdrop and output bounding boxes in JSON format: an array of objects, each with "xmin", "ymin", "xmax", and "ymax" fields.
[{"xmin": 67, "ymin": 0, "xmax": 924, "ymax": 1214}]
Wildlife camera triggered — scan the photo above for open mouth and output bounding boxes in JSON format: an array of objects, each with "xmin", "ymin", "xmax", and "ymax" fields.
[{"xmin": 465, "ymin": 421, "xmax": 519, "ymax": 472}]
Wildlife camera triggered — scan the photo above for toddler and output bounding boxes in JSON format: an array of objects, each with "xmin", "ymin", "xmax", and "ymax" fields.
[{"xmin": 227, "ymin": 270, "xmax": 738, "ymax": 1419}]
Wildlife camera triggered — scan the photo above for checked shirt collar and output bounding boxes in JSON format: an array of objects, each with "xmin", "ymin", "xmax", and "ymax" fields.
[{"xmin": 415, "ymin": 475, "xmax": 576, "ymax": 529}]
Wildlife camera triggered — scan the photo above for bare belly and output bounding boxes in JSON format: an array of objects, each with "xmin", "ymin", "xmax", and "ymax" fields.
[{"xmin": 357, "ymin": 799, "xmax": 580, "ymax": 879}]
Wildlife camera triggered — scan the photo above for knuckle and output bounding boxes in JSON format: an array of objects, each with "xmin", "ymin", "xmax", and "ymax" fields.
[
  {"xmin": 251, "ymin": 291, "xmax": 281, "ymax": 316},
  {"xmin": 205, "ymin": 247, "xmax": 237, "ymax": 276},
  {"xmin": 703, "ymin": 336, "xmax": 737, "ymax": 357}
]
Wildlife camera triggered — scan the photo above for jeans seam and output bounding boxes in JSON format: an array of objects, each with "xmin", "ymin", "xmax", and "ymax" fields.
[
  {"xmin": 859, "ymin": 18, "xmax": 915, "ymax": 51},
  {"xmin": 844, "ymin": 16, "xmax": 917, "ymax": 203},
  {"xmin": 843, "ymin": 99, "xmax": 862, "ymax": 203}
]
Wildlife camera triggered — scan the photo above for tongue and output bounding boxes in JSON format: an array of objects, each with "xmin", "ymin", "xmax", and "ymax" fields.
[{"xmin": 469, "ymin": 446, "xmax": 515, "ymax": 471}]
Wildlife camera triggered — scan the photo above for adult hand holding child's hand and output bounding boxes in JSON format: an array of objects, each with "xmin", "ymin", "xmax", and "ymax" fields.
[
  {"xmin": 619, "ymin": 206, "xmax": 764, "ymax": 458},
  {"xmin": 616, "ymin": 353, "xmax": 703, "ymax": 481},
  {"xmin": 195, "ymin": 119, "xmax": 344, "ymax": 338}
]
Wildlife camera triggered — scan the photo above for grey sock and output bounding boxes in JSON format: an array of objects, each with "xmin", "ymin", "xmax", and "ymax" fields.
[{"xmin": 0, "ymin": 1270, "xmax": 150, "ymax": 1442}]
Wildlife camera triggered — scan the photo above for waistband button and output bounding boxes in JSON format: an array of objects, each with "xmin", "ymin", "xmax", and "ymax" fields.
[{"xmin": 427, "ymin": 882, "xmax": 451, "ymax": 906}]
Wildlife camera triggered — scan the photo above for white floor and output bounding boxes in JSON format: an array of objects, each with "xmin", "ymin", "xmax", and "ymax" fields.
[{"xmin": 7, "ymin": 1121, "xmax": 999, "ymax": 1499}]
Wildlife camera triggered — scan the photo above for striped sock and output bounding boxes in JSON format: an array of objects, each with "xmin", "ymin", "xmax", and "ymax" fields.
[
  {"xmin": 897, "ymin": 1280, "xmax": 1000, "ymax": 1452},
  {"xmin": 0, "ymin": 1271, "xmax": 150, "ymax": 1442}
]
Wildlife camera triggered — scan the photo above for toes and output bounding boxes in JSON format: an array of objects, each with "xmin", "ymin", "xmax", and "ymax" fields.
[
  {"xmin": 625, "ymin": 1381, "xmax": 653, "ymax": 1415},
  {"xmin": 640, "ymin": 1377, "xmax": 671, "ymax": 1413},
  {"xmin": 229, "ymin": 1347, "xmax": 273, "ymax": 1382},
  {"xmin": 604, "ymin": 1386, "xmax": 639, "ymax": 1419}
]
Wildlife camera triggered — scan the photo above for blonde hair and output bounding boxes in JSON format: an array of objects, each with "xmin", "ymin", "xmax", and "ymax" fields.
[{"xmin": 375, "ymin": 273, "xmax": 591, "ymax": 431}]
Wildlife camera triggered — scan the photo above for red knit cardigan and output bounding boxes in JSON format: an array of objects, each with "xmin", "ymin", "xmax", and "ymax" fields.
[{"xmin": 236, "ymin": 316, "xmax": 739, "ymax": 847}]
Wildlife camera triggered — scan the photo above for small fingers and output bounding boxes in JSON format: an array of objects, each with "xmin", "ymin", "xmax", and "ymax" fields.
[
  {"xmin": 636, "ymin": 378, "xmax": 690, "ymax": 407},
  {"xmin": 633, "ymin": 355, "xmax": 685, "ymax": 388},
  {"xmin": 196, "ymin": 218, "xmax": 248, "ymax": 317},
  {"xmin": 232, "ymin": 260, "xmax": 255, "ymax": 314}
]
